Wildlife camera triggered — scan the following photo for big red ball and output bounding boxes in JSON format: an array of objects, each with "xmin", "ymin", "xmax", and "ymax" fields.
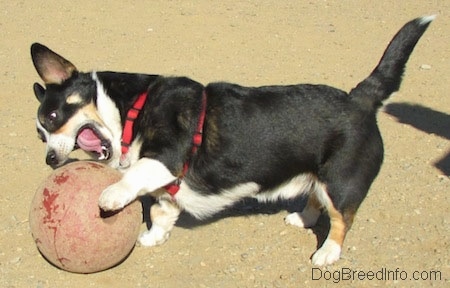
[{"xmin": 29, "ymin": 161, "xmax": 142, "ymax": 273}]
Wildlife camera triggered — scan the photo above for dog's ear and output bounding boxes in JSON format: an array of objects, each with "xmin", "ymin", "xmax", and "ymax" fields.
[
  {"xmin": 33, "ymin": 83, "xmax": 46, "ymax": 103},
  {"xmin": 31, "ymin": 43, "xmax": 78, "ymax": 85}
]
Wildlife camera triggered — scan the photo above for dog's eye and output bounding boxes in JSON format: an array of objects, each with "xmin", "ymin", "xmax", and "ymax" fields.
[{"xmin": 47, "ymin": 111, "xmax": 57, "ymax": 123}]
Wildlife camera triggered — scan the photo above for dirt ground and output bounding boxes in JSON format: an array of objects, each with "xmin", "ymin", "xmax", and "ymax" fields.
[{"xmin": 1, "ymin": 1, "xmax": 448, "ymax": 287}]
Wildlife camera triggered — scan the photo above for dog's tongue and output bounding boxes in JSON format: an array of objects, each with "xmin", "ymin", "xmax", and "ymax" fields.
[{"xmin": 77, "ymin": 128, "xmax": 103, "ymax": 154}]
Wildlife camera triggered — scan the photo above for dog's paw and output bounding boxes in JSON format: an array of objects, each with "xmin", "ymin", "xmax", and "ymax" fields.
[
  {"xmin": 311, "ymin": 239, "xmax": 341, "ymax": 266},
  {"xmin": 138, "ymin": 226, "xmax": 170, "ymax": 247},
  {"xmin": 285, "ymin": 212, "xmax": 308, "ymax": 227},
  {"xmin": 98, "ymin": 182, "xmax": 134, "ymax": 211},
  {"xmin": 285, "ymin": 211, "xmax": 319, "ymax": 228}
]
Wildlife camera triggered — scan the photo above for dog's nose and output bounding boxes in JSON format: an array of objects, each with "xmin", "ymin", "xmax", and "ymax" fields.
[{"xmin": 46, "ymin": 150, "xmax": 59, "ymax": 167}]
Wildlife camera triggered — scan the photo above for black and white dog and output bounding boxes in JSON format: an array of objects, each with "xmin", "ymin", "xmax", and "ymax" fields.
[{"xmin": 31, "ymin": 16, "xmax": 433, "ymax": 266}]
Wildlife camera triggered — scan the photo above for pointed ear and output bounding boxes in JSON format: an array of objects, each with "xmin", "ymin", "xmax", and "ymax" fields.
[
  {"xmin": 31, "ymin": 43, "xmax": 78, "ymax": 85},
  {"xmin": 33, "ymin": 82, "xmax": 46, "ymax": 103}
]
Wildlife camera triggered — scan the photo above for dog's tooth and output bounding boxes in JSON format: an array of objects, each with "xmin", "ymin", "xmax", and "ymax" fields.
[{"xmin": 98, "ymin": 145, "xmax": 110, "ymax": 160}]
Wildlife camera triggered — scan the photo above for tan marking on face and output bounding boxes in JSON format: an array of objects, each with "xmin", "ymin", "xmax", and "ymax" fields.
[
  {"xmin": 55, "ymin": 101, "xmax": 104, "ymax": 135},
  {"xmin": 66, "ymin": 93, "xmax": 83, "ymax": 105},
  {"xmin": 79, "ymin": 102, "xmax": 105, "ymax": 125}
]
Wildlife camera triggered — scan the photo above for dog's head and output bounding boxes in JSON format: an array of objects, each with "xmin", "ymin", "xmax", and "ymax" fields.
[{"xmin": 31, "ymin": 43, "xmax": 117, "ymax": 168}]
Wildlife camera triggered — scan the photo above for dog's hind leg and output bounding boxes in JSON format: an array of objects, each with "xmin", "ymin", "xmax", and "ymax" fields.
[
  {"xmin": 309, "ymin": 175, "xmax": 366, "ymax": 266},
  {"xmin": 310, "ymin": 194, "xmax": 350, "ymax": 266},
  {"xmin": 285, "ymin": 192, "xmax": 322, "ymax": 228},
  {"xmin": 284, "ymin": 182, "xmax": 349, "ymax": 266},
  {"xmin": 138, "ymin": 198, "xmax": 180, "ymax": 247}
]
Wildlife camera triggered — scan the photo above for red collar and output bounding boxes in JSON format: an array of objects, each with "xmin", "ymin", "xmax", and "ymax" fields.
[
  {"xmin": 120, "ymin": 90, "xmax": 207, "ymax": 197},
  {"xmin": 165, "ymin": 91, "xmax": 207, "ymax": 196},
  {"xmin": 121, "ymin": 92, "xmax": 148, "ymax": 157}
]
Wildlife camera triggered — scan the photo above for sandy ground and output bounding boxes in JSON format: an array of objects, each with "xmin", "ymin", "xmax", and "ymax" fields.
[{"xmin": 1, "ymin": 1, "xmax": 449, "ymax": 287}]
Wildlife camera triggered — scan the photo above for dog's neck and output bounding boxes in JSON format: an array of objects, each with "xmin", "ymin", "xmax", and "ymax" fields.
[
  {"xmin": 120, "ymin": 91, "xmax": 148, "ymax": 159},
  {"xmin": 115, "ymin": 84, "xmax": 208, "ymax": 197},
  {"xmin": 164, "ymin": 90, "xmax": 207, "ymax": 196},
  {"xmin": 95, "ymin": 71, "xmax": 158, "ymax": 116}
]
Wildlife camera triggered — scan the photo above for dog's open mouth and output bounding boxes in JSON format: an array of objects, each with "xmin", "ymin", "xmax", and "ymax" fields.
[{"xmin": 76, "ymin": 125, "xmax": 112, "ymax": 160}]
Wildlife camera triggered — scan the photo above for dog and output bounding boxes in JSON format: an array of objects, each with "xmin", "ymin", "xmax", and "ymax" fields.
[{"xmin": 31, "ymin": 16, "xmax": 434, "ymax": 266}]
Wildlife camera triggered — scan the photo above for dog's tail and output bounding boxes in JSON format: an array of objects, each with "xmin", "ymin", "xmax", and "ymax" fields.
[{"xmin": 349, "ymin": 15, "xmax": 435, "ymax": 111}]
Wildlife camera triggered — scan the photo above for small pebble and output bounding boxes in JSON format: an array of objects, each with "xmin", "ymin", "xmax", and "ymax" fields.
[
  {"xmin": 10, "ymin": 256, "xmax": 21, "ymax": 264},
  {"xmin": 420, "ymin": 64, "xmax": 431, "ymax": 70},
  {"xmin": 438, "ymin": 175, "xmax": 449, "ymax": 181}
]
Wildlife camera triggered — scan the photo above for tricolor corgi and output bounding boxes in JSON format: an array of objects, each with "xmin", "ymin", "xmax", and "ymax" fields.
[{"xmin": 31, "ymin": 16, "xmax": 434, "ymax": 265}]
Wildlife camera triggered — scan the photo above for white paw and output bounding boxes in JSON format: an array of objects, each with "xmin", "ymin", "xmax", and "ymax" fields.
[
  {"xmin": 311, "ymin": 239, "xmax": 341, "ymax": 266},
  {"xmin": 285, "ymin": 212, "xmax": 307, "ymax": 227},
  {"xmin": 285, "ymin": 210, "xmax": 319, "ymax": 228},
  {"xmin": 98, "ymin": 182, "xmax": 134, "ymax": 211},
  {"xmin": 138, "ymin": 225, "xmax": 170, "ymax": 247}
]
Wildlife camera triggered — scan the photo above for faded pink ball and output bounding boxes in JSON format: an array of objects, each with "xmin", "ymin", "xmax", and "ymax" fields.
[{"xmin": 29, "ymin": 161, "xmax": 142, "ymax": 273}]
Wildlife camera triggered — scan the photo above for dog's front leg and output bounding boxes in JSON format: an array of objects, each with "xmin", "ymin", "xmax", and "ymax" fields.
[
  {"xmin": 98, "ymin": 158, "xmax": 177, "ymax": 211},
  {"xmin": 138, "ymin": 198, "xmax": 180, "ymax": 246}
]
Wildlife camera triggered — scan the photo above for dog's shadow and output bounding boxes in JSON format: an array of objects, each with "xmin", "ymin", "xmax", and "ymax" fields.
[
  {"xmin": 140, "ymin": 195, "xmax": 330, "ymax": 251},
  {"xmin": 384, "ymin": 102, "xmax": 450, "ymax": 175}
]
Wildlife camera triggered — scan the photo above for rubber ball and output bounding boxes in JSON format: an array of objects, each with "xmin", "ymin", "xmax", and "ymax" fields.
[{"xmin": 29, "ymin": 161, "xmax": 142, "ymax": 273}]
